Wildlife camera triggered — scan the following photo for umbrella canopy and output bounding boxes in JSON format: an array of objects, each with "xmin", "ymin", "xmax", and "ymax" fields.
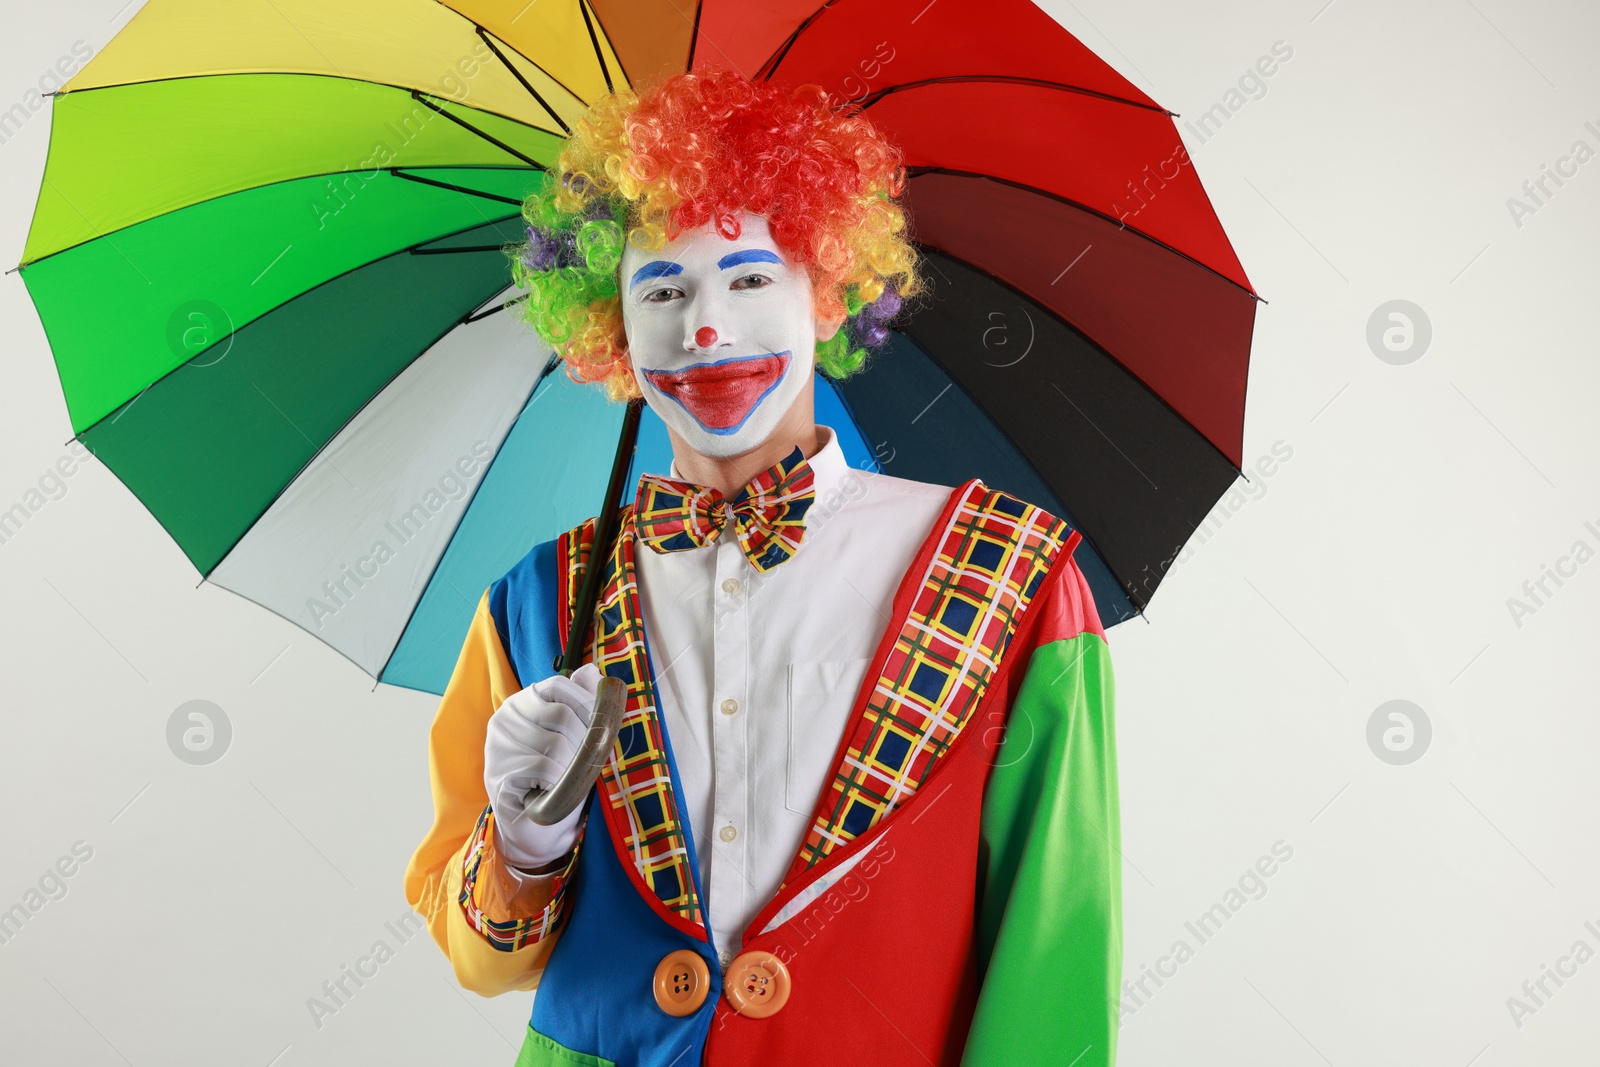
[{"xmin": 20, "ymin": 0, "xmax": 1256, "ymax": 695}]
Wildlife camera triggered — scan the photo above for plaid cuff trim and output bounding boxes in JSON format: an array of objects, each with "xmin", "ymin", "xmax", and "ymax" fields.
[{"xmin": 458, "ymin": 804, "xmax": 578, "ymax": 953}]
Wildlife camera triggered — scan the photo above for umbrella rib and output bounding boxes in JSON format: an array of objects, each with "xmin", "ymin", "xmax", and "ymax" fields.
[
  {"xmin": 420, "ymin": 0, "xmax": 594, "ymax": 106},
  {"xmin": 854, "ymin": 75, "xmax": 1170, "ymax": 116},
  {"xmin": 389, "ymin": 168, "xmax": 528, "ymax": 205},
  {"xmin": 22, "ymin": 165, "xmax": 531, "ymax": 272},
  {"xmin": 475, "ymin": 27, "xmax": 573, "ymax": 135},
  {"xmin": 410, "ymin": 91, "xmax": 545, "ymax": 169},
  {"xmin": 907, "ymin": 167, "xmax": 1260, "ymax": 302},
  {"xmin": 753, "ymin": 6, "xmax": 1171, "ymax": 117},
  {"xmin": 686, "ymin": 0, "xmax": 709, "ymax": 72},
  {"xmin": 577, "ymin": 0, "xmax": 616, "ymax": 95},
  {"xmin": 50, "ymin": 70, "xmax": 569, "ymax": 137},
  {"xmin": 754, "ymin": 0, "xmax": 834, "ymax": 82},
  {"xmin": 673, "ymin": 0, "xmax": 746, "ymax": 78},
  {"xmin": 463, "ymin": 294, "xmax": 528, "ymax": 323},
  {"xmin": 579, "ymin": 0, "xmax": 634, "ymax": 85}
]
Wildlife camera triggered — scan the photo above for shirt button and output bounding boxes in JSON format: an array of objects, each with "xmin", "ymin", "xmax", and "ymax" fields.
[
  {"xmin": 722, "ymin": 577, "xmax": 741, "ymax": 596},
  {"xmin": 719, "ymin": 824, "xmax": 738, "ymax": 843},
  {"xmin": 720, "ymin": 698, "xmax": 739, "ymax": 716}
]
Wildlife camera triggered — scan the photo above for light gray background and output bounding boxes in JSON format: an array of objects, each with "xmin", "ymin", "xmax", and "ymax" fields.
[{"xmin": 3, "ymin": 1, "xmax": 1597, "ymax": 1064}]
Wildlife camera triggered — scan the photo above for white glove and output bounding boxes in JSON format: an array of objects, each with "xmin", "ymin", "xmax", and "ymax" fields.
[{"xmin": 484, "ymin": 662, "xmax": 603, "ymax": 872}]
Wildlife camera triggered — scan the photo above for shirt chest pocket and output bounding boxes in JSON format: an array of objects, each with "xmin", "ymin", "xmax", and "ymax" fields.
[{"xmin": 785, "ymin": 657, "xmax": 874, "ymax": 816}]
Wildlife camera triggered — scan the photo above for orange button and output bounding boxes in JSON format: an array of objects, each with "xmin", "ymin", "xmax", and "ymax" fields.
[
  {"xmin": 724, "ymin": 950, "xmax": 791, "ymax": 1018},
  {"xmin": 653, "ymin": 950, "xmax": 710, "ymax": 1016}
]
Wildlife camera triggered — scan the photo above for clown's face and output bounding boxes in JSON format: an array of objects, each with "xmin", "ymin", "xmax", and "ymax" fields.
[{"xmin": 620, "ymin": 212, "xmax": 832, "ymax": 459}]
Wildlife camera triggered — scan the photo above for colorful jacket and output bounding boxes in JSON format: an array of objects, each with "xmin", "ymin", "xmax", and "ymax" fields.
[{"xmin": 404, "ymin": 479, "xmax": 1121, "ymax": 1066}]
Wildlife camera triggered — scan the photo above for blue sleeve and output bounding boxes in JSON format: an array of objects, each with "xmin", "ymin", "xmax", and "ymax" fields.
[{"xmin": 487, "ymin": 536, "xmax": 563, "ymax": 689}]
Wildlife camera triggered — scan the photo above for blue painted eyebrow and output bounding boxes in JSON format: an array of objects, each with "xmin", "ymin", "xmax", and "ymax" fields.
[
  {"xmin": 718, "ymin": 249, "xmax": 783, "ymax": 270},
  {"xmin": 629, "ymin": 261, "xmax": 683, "ymax": 290}
]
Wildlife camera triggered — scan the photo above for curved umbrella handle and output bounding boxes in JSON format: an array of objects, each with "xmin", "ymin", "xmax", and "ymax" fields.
[{"xmin": 521, "ymin": 674, "xmax": 628, "ymax": 826}]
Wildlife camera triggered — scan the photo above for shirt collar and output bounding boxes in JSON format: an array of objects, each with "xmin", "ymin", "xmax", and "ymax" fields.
[{"xmin": 667, "ymin": 423, "xmax": 847, "ymax": 501}]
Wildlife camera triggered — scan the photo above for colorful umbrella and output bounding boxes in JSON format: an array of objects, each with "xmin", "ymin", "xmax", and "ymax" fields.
[{"xmin": 19, "ymin": 0, "xmax": 1256, "ymax": 695}]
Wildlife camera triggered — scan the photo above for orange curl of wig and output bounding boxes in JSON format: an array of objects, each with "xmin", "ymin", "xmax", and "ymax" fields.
[{"xmin": 508, "ymin": 70, "xmax": 922, "ymax": 402}]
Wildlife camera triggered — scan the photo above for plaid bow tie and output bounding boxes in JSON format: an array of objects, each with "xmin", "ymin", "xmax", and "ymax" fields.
[{"xmin": 634, "ymin": 446, "xmax": 818, "ymax": 572}]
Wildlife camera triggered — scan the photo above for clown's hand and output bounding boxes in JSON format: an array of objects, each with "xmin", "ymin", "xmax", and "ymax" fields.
[{"xmin": 483, "ymin": 663, "xmax": 603, "ymax": 872}]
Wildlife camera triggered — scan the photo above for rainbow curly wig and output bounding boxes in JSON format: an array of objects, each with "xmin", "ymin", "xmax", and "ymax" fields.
[{"xmin": 507, "ymin": 70, "xmax": 922, "ymax": 402}]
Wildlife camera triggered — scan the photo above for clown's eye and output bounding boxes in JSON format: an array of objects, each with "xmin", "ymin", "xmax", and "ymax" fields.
[
  {"xmin": 730, "ymin": 273, "xmax": 772, "ymax": 290},
  {"xmin": 642, "ymin": 286, "xmax": 683, "ymax": 303}
]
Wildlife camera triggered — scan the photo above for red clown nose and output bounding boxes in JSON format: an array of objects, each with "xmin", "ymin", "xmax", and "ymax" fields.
[{"xmin": 695, "ymin": 326, "xmax": 718, "ymax": 349}]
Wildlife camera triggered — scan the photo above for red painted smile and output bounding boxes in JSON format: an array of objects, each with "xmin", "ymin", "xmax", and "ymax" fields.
[{"xmin": 641, "ymin": 352, "xmax": 792, "ymax": 435}]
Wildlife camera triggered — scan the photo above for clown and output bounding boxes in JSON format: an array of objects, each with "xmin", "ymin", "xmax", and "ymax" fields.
[{"xmin": 405, "ymin": 71, "xmax": 1121, "ymax": 1067}]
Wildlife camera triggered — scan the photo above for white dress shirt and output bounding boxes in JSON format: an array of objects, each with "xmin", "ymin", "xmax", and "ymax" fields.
[{"xmin": 634, "ymin": 424, "xmax": 951, "ymax": 965}]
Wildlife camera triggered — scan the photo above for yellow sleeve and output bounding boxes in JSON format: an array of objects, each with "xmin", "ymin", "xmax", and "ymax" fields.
[{"xmin": 403, "ymin": 589, "xmax": 577, "ymax": 996}]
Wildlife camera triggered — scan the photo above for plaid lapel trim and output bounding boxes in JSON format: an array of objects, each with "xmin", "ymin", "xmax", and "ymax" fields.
[
  {"xmin": 634, "ymin": 445, "xmax": 817, "ymax": 572},
  {"xmin": 785, "ymin": 481, "xmax": 1071, "ymax": 880},
  {"xmin": 558, "ymin": 510, "xmax": 705, "ymax": 936}
]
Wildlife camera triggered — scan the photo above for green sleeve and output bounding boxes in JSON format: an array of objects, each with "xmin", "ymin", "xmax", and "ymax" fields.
[{"xmin": 963, "ymin": 631, "xmax": 1122, "ymax": 1066}]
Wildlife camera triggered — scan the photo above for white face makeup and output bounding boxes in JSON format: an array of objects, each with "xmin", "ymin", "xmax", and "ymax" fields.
[{"xmin": 619, "ymin": 212, "xmax": 823, "ymax": 460}]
